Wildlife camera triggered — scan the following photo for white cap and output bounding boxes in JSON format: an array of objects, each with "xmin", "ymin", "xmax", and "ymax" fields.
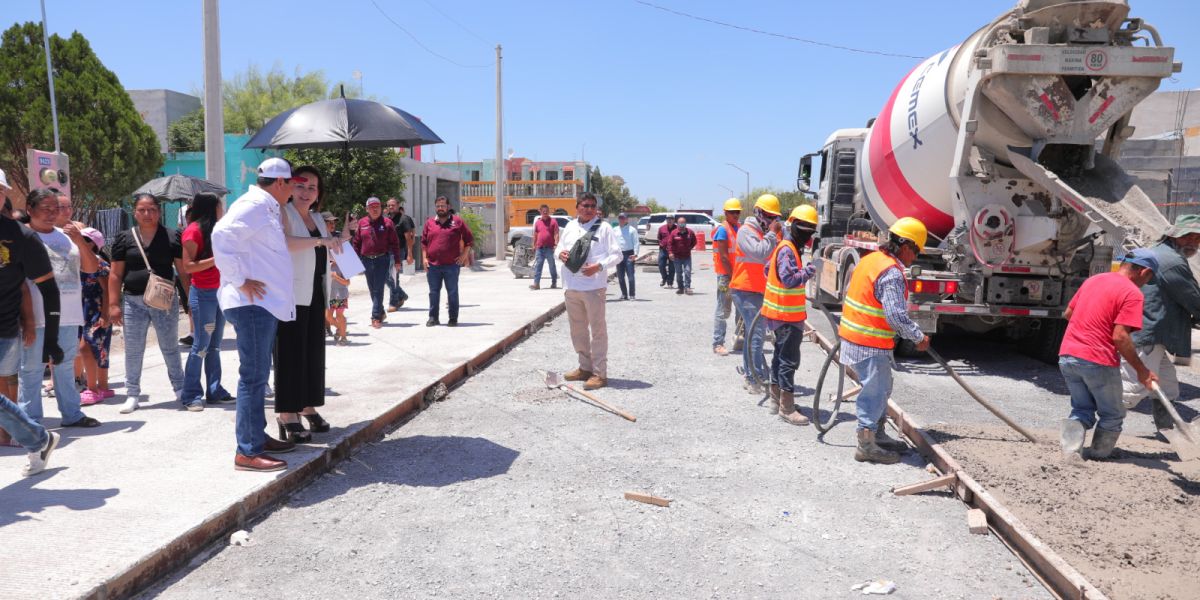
[
  {"xmin": 366, "ymin": 196, "xmax": 381, "ymax": 206},
  {"xmin": 0, "ymin": 168, "xmax": 9, "ymax": 190},
  {"xmin": 256, "ymin": 157, "xmax": 292, "ymax": 179}
]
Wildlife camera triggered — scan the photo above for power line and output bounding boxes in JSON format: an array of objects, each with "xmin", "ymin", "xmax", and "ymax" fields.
[
  {"xmin": 419, "ymin": 0, "xmax": 492, "ymax": 46},
  {"xmin": 368, "ymin": 0, "xmax": 492, "ymax": 69},
  {"xmin": 633, "ymin": 0, "xmax": 925, "ymax": 60}
]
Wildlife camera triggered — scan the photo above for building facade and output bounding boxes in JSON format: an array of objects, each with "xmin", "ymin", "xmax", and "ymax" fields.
[{"xmin": 437, "ymin": 158, "xmax": 589, "ymax": 227}]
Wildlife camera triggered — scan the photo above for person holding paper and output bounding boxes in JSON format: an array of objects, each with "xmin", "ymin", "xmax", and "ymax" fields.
[{"xmin": 276, "ymin": 165, "xmax": 344, "ymax": 443}]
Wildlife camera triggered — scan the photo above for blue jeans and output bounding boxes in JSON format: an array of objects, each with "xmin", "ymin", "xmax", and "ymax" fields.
[
  {"xmin": 363, "ymin": 255, "xmax": 391, "ymax": 321},
  {"xmin": 616, "ymin": 250, "xmax": 636, "ymax": 298},
  {"xmin": 18, "ymin": 326, "xmax": 85, "ymax": 424},
  {"xmin": 427, "ymin": 264, "xmax": 461, "ymax": 321},
  {"xmin": 849, "ymin": 353, "xmax": 893, "ymax": 431},
  {"xmin": 182, "ymin": 287, "xmax": 230, "ymax": 406},
  {"xmin": 533, "ymin": 247, "xmax": 558, "ymax": 287},
  {"xmin": 1059, "ymin": 355, "xmax": 1126, "ymax": 432},
  {"xmin": 657, "ymin": 249, "xmax": 675, "ymax": 285},
  {"xmin": 770, "ymin": 322, "xmax": 804, "ymax": 393},
  {"xmin": 226, "ymin": 305, "xmax": 278, "ymax": 457},
  {"xmin": 0, "ymin": 393, "xmax": 47, "ymax": 452},
  {"xmin": 386, "ymin": 256, "xmax": 408, "ymax": 308},
  {"xmin": 731, "ymin": 290, "xmax": 766, "ymax": 384},
  {"xmin": 674, "ymin": 258, "xmax": 692, "ymax": 289},
  {"xmin": 123, "ymin": 294, "xmax": 184, "ymax": 397},
  {"xmin": 713, "ymin": 274, "xmax": 733, "ymax": 348}
]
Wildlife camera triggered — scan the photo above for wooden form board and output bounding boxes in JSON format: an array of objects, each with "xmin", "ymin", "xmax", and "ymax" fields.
[
  {"xmin": 886, "ymin": 400, "xmax": 1108, "ymax": 600},
  {"xmin": 624, "ymin": 492, "xmax": 671, "ymax": 507}
]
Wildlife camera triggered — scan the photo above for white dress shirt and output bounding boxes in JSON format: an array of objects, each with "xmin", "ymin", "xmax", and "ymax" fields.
[
  {"xmin": 555, "ymin": 216, "xmax": 623, "ymax": 291},
  {"xmin": 212, "ymin": 185, "xmax": 296, "ymax": 322}
]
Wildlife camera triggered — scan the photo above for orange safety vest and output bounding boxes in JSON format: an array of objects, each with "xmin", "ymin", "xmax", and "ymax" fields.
[
  {"xmin": 760, "ymin": 240, "xmax": 807, "ymax": 323},
  {"xmin": 729, "ymin": 222, "xmax": 767, "ymax": 293},
  {"xmin": 711, "ymin": 222, "xmax": 738, "ymax": 276},
  {"xmin": 838, "ymin": 251, "xmax": 906, "ymax": 349}
]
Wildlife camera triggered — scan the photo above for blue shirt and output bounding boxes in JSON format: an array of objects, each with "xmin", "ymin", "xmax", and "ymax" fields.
[
  {"xmin": 617, "ymin": 224, "xmax": 639, "ymax": 253},
  {"xmin": 712, "ymin": 221, "xmax": 739, "ymax": 242},
  {"xmin": 762, "ymin": 243, "xmax": 816, "ymax": 331}
]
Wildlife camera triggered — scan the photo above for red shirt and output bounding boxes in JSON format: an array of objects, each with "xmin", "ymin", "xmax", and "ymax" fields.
[
  {"xmin": 657, "ymin": 223, "xmax": 676, "ymax": 250},
  {"xmin": 422, "ymin": 214, "xmax": 475, "ymax": 266},
  {"xmin": 1059, "ymin": 272, "xmax": 1144, "ymax": 367},
  {"xmin": 352, "ymin": 216, "xmax": 401, "ymax": 261},
  {"xmin": 668, "ymin": 227, "xmax": 697, "ymax": 259},
  {"xmin": 181, "ymin": 222, "xmax": 220, "ymax": 289},
  {"xmin": 533, "ymin": 216, "xmax": 558, "ymax": 249}
]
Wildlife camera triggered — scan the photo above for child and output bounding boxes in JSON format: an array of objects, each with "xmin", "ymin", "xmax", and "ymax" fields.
[
  {"xmin": 77, "ymin": 228, "xmax": 112, "ymax": 405},
  {"xmin": 327, "ymin": 257, "xmax": 351, "ymax": 346}
]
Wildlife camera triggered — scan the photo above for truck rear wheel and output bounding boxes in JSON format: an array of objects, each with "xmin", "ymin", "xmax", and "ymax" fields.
[{"xmin": 1016, "ymin": 317, "xmax": 1067, "ymax": 365}]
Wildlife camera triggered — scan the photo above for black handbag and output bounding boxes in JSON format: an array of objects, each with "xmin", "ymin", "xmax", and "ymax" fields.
[{"xmin": 565, "ymin": 220, "xmax": 602, "ymax": 273}]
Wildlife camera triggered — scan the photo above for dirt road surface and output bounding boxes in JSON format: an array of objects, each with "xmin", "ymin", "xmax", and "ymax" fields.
[{"xmin": 140, "ymin": 265, "xmax": 1048, "ymax": 599}]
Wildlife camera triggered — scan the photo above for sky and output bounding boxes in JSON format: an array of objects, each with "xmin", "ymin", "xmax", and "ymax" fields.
[{"xmin": 9, "ymin": 0, "xmax": 1200, "ymax": 211}]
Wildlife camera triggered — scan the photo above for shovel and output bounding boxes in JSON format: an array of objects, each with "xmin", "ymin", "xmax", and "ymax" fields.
[
  {"xmin": 1150, "ymin": 382, "xmax": 1200, "ymax": 461},
  {"xmin": 544, "ymin": 371, "xmax": 637, "ymax": 422}
]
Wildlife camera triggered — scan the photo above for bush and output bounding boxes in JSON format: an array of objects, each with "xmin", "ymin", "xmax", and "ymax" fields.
[{"xmin": 460, "ymin": 211, "xmax": 491, "ymax": 256}]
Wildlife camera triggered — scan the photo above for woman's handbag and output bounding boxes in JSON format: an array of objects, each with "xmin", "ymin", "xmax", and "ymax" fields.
[
  {"xmin": 565, "ymin": 220, "xmax": 602, "ymax": 274},
  {"xmin": 131, "ymin": 227, "xmax": 176, "ymax": 311}
]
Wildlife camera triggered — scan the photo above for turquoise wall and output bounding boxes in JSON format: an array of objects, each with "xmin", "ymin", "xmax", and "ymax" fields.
[{"xmin": 159, "ymin": 133, "xmax": 281, "ymax": 226}]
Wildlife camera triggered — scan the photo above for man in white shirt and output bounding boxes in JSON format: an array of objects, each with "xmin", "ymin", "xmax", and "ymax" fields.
[
  {"xmin": 555, "ymin": 193, "xmax": 622, "ymax": 390},
  {"xmin": 212, "ymin": 157, "xmax": 299, "ymax": 472}
]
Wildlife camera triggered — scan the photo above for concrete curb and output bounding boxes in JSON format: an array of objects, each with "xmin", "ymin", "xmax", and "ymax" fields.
[{"xmin": 90, "ymin": 300, "xmax": 567, "ymax": 600}]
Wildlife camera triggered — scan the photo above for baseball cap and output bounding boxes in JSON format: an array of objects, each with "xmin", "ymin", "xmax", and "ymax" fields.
[
  {"xmin": 618, "ymin": 212, "xmax": 628, "ymax": 218},
  {"xmin": 81, "ymin": 227, "xmax": 105, "ymax": 250},
  {"xmin": 257, "ymin": 157, "xmax": 293, "ymax": 179},
  {"xmin": 1164, "ymin": 214, "xmax": 1200, "ymax": 238},
  {"xmin": 320, "ymin": 211, "xmax": 336, "ymax": 221},
  {"xmin": 0, "ymin": 168, "xmax": 9, "ymax": 190},
  {"xmin": 1121, "ymin": 247, "xmax": 1159, "ymax": 272},
  {"xmin": 366, "ymin": 197, "xmax": 381, "ymax": 207}
]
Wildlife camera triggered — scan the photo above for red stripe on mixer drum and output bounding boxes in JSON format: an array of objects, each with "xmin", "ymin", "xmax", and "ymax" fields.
[{"xmin": 867, "ymin": 66, "xmax": 955, "ymax": 236}]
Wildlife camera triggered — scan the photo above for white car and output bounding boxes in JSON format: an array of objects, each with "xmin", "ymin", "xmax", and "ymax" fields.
[
  {"xmin": 509, "ymin": 215, "xmax": 571, "ymax": 248},
  {"xmin": 636, "ymin": 212, "xmax": 720, "ymax": 244}
]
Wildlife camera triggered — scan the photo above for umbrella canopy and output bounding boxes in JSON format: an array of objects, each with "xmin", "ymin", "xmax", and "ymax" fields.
[
  {"xmin": 242, "ymin": 97, "xmax": 443, "ymax": 150},
  {"xmin": 133, "ymin": 174, "xmax": 229, "ymax": 202}
]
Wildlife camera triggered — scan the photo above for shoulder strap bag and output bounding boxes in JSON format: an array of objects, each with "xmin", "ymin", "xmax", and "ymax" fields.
[
  {"xmin": 565, "ymin": 220, "xmax": 602, "ymax": 274},
  {"xmin": 132, "ymin": 227, "xmax": 177, "ymax": 311}
]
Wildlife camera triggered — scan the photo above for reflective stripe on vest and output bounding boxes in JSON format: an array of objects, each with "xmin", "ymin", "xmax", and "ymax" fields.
[
  {"xmin": 712, "ymin": 222, "xmax": 737, "ymax": 276},
  {"xmin": 729, "ymin": 222, "xmax": 767, "ymax": 293},
  {"xmin": 838, "ymin": 251, "xmax": 906, "ymax": 349},
  {"xmin": 760, "ymin": 240, "xmax": 807, "ymax": 322}
]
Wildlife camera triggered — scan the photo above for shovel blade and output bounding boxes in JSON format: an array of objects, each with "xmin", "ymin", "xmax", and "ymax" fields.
[
  {"xmin": 544, "ymin": 371, "xmax": 563, "ymax": 388},
  {"xmin": 1160, "ymin": 426, "xmax": 1200, "ymax": 461}
]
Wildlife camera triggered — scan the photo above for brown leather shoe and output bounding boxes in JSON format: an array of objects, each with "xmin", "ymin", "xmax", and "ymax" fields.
[
  {"xmin": 263, "ymin": 435, "xmax": 295, "ymax": 454},
  {"xmin": 564, "ymin": 368, "xmax": 592, "ymax": 382},
  {"xmin": 235, "ymin": 453, "xmax": 287, "ymax": 472},
  {"xmin": 583, "ymin": 375, "xmax": 607, "ymax": 390}
]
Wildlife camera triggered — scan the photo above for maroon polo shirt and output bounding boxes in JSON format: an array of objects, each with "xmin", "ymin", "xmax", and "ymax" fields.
[
  {"xmin": 422, "ymin": 213, "xmax": 475, "ymax": 266},
  {"xmin": 668, "ymin": 226, "xmax": 697, "ymax": 259},
  {"xmin": 657, "ymin": 223, "xmax": 676, "ymax": 250},
  {"xmin": 533, "ymin": 216, "xmax": 558, "ymax": 249},
  {"xmin": 352, "ymin": 216, "xmax": 401, "ymax": 261}
]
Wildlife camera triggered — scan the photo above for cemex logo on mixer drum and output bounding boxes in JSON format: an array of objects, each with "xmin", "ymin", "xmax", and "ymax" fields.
[{"xmin": 907, "ymin": 62, "xmax": 936, "ymax": 150}]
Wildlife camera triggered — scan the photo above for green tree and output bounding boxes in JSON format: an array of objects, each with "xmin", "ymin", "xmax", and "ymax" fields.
[
  {"xmin": 644, "ymin": 198, "xmax": 669, "ymax": 213},
  {"xmin": 167, "ymin": 107, "xmax": 205, "ymax": 152},
  {"xmin": 587, "ymin": 165, "xmax": 638, "ymax": 215},
  {"xmin": 223, "ymin": 64, "xmax": 329, "ymax": 134},
  {"xmin": 741, "ymin": 186, "xmax": 812, "ymax": 217},
  {"xmin": 0, "ymin": 22, "xmax": 161, "ymax": 205},
  {"xmin": 285, "ymin": 147, "xmax": 405, "ymax": 218}
]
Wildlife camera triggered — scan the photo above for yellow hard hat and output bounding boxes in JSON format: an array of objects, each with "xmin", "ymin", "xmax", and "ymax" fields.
[
  {"xmin": 787, "ymin": 204, "xmax": 818, "ymax": 226},
  {"xmin": 723, "ymin": 197, "xmax": 742, "ymax": 212},
  {"xmin": 754, "ymin": 193, "xmax": 781, "ymax": 216},
  {"xmin": 888, "ymin": 217, "xmax": 928, "ymax": 249}
]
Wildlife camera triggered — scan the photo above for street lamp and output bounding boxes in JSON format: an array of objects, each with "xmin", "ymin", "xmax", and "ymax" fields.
[
  {"xmin": 726, "ymin": 163, "xmax": 749, "ymax": 201},
  {"xmin": 717, "ymin": 184, "xmax": 737, "ymax": 198}
]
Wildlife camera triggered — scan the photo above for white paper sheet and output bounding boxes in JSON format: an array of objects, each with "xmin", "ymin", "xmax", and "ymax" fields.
[{"xmin": 331, "ymin": 241, "xmax": 365, "ymax": 278}]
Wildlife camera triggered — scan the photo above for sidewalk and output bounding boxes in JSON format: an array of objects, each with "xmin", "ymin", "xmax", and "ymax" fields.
[{"xmin": 0, "ymin": 259, "xmax": 565, "ymax": 600}]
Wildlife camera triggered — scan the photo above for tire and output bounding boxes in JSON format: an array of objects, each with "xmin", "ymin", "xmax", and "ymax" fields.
[{"xmin": 812, "ymin": 341, "xmax": 849, "ymax": 433}]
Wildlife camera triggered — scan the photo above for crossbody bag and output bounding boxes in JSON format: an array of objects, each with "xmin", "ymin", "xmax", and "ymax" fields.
[{"xmin": 131, "ymin": 227, "xmax": 177, "ymax": 311}]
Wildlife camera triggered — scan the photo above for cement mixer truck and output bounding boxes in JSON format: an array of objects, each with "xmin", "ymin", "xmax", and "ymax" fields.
[{"xmin": 801, "ymin": 0, "xmax": 1180, "ymax": 361}]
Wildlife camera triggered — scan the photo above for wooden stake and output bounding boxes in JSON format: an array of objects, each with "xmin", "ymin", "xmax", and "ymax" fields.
[
  {"xmin": 624, "ymin": 492, "xmax": 671, "ymax": 507},
  {"xmin": 892, "ymin": 473, "xmax": 957, "ymax": 496},
  {"xmin": 967, "ymin": 508, "xmax": 989, "ymax": 535}
]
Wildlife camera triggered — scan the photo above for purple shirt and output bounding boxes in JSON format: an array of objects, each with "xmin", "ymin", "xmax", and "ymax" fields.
[
  {"xmin": 352, "ymin": 216, "xmax": 401, "ymax": 261},
  {"xmin": 657, "ymin": 223, "xmax": 676, "ymax": 250},
  {"xmin": 422, "ymin": 214, "xmax": 475, "ymax": 266},
  {"xmin": 763, "ymin": 243, "xmax": 817, "ymax": 330},
  {"xmin": 533, "ymin": 216, "xmax": 558, "ymax": 249}
]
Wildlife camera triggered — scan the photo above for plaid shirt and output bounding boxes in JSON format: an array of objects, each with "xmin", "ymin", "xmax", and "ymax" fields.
[{"xmin": 839, "ymin": 266, "xmax": 923, "ymax": 366}]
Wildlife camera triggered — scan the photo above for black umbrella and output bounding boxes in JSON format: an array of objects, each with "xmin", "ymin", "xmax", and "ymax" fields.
[
  {"xmin": 133, "ymin": 174, "xmax": 229, "ymax": 202},
  {"xmin": 242, "ymin": 91, "xmax": 443, "ymax": 151}
]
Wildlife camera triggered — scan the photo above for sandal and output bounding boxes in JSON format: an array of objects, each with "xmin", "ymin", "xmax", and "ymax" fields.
[{"xmin": 80, "ymin": 390, "xmax": 103, "ymax": 406}]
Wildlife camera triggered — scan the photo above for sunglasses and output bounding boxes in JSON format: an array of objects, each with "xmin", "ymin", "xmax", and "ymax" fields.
[{"xmin": 579, "ymin": 203, "xmax": 597, "ymax": 209}]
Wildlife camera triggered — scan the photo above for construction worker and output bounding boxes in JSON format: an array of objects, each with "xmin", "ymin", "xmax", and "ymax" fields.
[
  {"xmin": 1120, "ymin": 215, "xmax": 1200, "ymax": 431},
  {"xmin": 837, "ymin": 217, "xmax": 930, "ymax": 464},
  {"xmin": 731, "ymin": 194, "xmax": 782, "ymax": 393},
  {"xmin": 1059, "ymin": 249, "xmax": 1158, "ymax": 460},
  {"xmin": 711, "ymin": 198, "xmax": 741, "ymax": 355},
  {"xmin": 761, "ymin": 205, "xmax": 819, "ymax": 425}
]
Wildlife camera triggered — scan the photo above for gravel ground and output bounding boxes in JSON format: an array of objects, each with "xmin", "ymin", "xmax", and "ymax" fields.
[{"xmin": 140, "ymin": 264, "xmax": 1050, "ymax": 600}]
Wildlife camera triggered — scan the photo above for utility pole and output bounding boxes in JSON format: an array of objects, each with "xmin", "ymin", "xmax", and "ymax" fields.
[
  {"xmin": 494, "ymin": 45, "xmax": 505, "ymax": 261},
  {"xmin": 717, "ymin": 184, "xmax": 737, "ymax": 198},
  {"xmin": 38, "ymin": 0, "xmax": 60, "ymax": 154},
  {"xmin": 202, "ymin": 0, "xmax": 225, "ymax": 191},
  {"xmin": 727, "ymin": 163, "xmax": 749, "ymax": 201}
]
